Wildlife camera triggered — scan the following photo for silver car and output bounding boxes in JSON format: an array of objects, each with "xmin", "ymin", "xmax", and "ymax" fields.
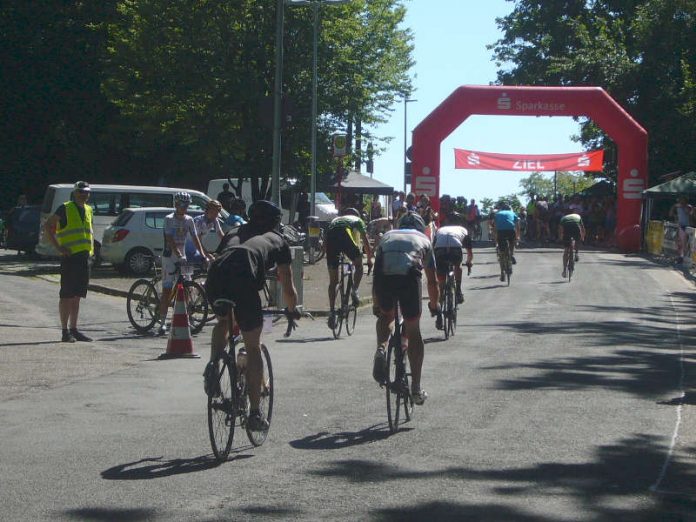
[{"xmin": 101, "ymin": 207, "xmax": 227, "ymax": 275}]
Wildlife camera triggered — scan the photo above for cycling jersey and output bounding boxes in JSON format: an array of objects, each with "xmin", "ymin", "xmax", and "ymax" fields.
[
  {"xmin": 374, "ymin": 229, "xmax": 434, "ymax": 277},
  {"xmin": 162, "ymin": 213, "xmax": 196, "ymax": 258},
  {"xmin": 493, "ymin": 210, "xmax": 518, "ymax": 231},
  {"xmin": 432, "ymin": 225, "xmax": 472, "ymax": 250},
  {"xmin": 185, "ymin": 214, "xmax": 222, "ymax": 260},
  {"xmin": 328, "ymin": 215, "xmax": 367, "ymax": 236},
  {"xmin": 326, "ymin": 215, "xmax": 367, "ymax": 268}
]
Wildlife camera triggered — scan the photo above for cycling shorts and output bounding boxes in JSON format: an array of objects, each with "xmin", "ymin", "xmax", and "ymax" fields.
[
  {"xmin": 373, "ymin": 272, "xmax": 422, "ymax": 320},
  {"xmin": 326, "ymin": 227, "xmax": 361, "ymax": 269},
  {"xmin": 59, "ymin": 252, "xmax": 89, "ymax": 299},
  {"xmin": 496, "ymin": 230, "xmax": 516, "ymax": 247},
  {"xmin": 161, "ymin": 255, "xmax": 191, "ymax": 289},
  {"xmin": 205, "ymin": 265, "xmax": 263, "ymax": 332},
  {"xmin": 562, "ymin": 223, "xmax": 582, "ymax": 247},
  {"xmin": 434, "ymin": 247, "xmax": 463, "ymax": 277}
]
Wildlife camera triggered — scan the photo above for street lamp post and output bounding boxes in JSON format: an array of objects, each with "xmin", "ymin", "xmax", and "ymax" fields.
[
  {"xmin": 403, "ymin": 98, "xmax": 417, "ymax": 194},
  {"xmin": 271, "ymin": 0, "xmax": 285, "ymax": 206},
  {"xmin": 287, "ymin": 0, "xmax": 350, "ymax": 218}
]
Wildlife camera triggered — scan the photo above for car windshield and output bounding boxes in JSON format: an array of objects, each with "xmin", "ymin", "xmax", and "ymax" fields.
[{"xmin": 315, "ymin": 192, "xmax": 333, "ymax": 205}]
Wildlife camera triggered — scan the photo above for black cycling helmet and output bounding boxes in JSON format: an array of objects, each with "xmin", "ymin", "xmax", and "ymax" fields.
[
  {"xmin": 342, "ymin": 207, "xmax": 360, "ymax": 217},
  {"xmin": 397, "ymin": 211, "xmax": 426, "ymax": 233},
  {"xmin": 499, "ymin": 201, "xmax": 512, "ymax": 211},
  {"xmin": 248, "ymin": 199, "xmax": 282, "ymax": 231}
]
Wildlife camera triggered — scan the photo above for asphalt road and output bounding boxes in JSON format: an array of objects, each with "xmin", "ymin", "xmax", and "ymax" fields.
[{"xmin": 1, "ymin": 247, "xmax": 695, "ymax": 521}]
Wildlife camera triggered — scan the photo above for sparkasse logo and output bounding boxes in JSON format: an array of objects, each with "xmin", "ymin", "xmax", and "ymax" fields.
[{"xmin": 497, "ymin": 93, "xmax": 512, "ymax": 110}]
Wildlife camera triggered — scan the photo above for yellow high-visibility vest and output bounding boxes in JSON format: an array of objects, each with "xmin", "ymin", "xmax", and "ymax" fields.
[{"xmin": 56, "ymin": 202, "xmax": 93, "ymax": 255}]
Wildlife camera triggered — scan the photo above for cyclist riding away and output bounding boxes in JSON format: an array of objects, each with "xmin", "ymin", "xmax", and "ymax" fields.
[
  {"xmin": 159, "ymin": 192, "xmax": 211, "ymax": 335},
  {"xmin": 371, "ymin": 211, "xmax": 439, "ymax": 405},
  {"xmin": 465, "ymin": 198, "xmax": 481, "ymax": 237},
  {"xmin": 438, "ymin": 194, "xmax": 466, "ymax": 226},
  {"xmin": 559, "ymin": 209, "xmax": 586, "ymax": 278},
  {"xmin": 493, "ymin": 202, "xmax": 520, "ymax": 282},
  {"xmin": 325, "ymin": 208, "xmax": 373, "ymax": 329},
  {"xmin": 205, "ymin": 200, "xmax": 300, "ymax": 432},
  {"xmin": 432, "ymin": 225, "xmax": 474, "ymax": 328}
]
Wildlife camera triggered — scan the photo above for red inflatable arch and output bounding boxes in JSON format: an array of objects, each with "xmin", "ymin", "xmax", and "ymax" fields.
[{"xmin": 411, "ymin": 85, "xmax": 648, "ymax": 252}]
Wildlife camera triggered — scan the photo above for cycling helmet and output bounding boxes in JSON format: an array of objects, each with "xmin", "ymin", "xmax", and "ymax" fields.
[
  {"xmin": 499, "ymin": 201, "xmax": 512, "ymax": 211},
  {"xmin": 397, "ymin": 211, "xmax": 426, "ymax": 233},
  {"xmin": 206, "ymin": 199, "xmax": 222, "ymax": 211},
  {"xmin": 248, "ymin": 199, "xmax": 282, "ymax": 231},
  {"xmin": 174, "ymin": 191, "xmax": 192, "ymax": 206},
  {"xmin": 342, "ymin": 207, "xmax": 360, "ymax": 217}
]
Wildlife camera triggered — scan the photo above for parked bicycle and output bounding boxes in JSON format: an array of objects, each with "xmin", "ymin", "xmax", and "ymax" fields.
[
  {"xmin": 330, "ymin": 252, "xmax": 358, "ymax": 339},
  {"xmin": 206, "ymin": 302, "xmax": 303, "ymax": 461},
  {"xmin": 384, "ymin": 300, "xmax": 413, "ymax": 434},
  {"xmin": 126, "ymin": 260, "xmax": 208, "ymax": 334}
]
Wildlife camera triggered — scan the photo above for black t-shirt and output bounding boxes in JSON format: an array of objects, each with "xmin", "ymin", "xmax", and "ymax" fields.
[
  {"xmin": 55, "ymin": 203, "xmax": 86, "ymax": 229},
  {"xmin": 214, "ymin": 226, "xmax": 292, "ymax": 290}
]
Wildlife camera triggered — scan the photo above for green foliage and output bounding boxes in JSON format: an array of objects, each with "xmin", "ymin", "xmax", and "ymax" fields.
[
  {"xmin": 518, "ymin": 171, "xmax": 594, "ymax": 199},
  {"xmin": 489, "ymin": 0, "xmax": 696, "ymax": 184},
  {"xmin": 480, "ymin": 197, "xmax": 495, "ymax": 215}
]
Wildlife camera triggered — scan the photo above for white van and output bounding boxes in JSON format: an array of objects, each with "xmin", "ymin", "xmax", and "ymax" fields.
[
  {"xmin": 207, "ymin": 178, "xmax": 338, "ymax": 224},
  {"xmin": 36, "ymin": 184, "xmax": 224, "ymax": 260}
]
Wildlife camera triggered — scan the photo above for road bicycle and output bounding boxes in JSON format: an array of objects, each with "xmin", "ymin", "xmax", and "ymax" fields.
[
  {"xmin": 126, "ymin": 260, "xmax": 209, "ymax": 334},
  {"xmin": 330, "ymin": 252, "xmax": 358, "ymax": 339},
  {"xmin": 497, "ymin": 237, "xmax": 514, "ymax": 286},
  {"xmin": 206, "ymin": 302, "xmax": 301, "ymax": 461},
  {"xmin": 564, "ymin": 237, "xmax": 576, "ymax": 282},
  {"xmin": 384, "ymin": 300, "xmax": 413, "ymax": 434},
  {"xmin": 439, "ymin": 261, "xmax": 458, "ymax": 339}
]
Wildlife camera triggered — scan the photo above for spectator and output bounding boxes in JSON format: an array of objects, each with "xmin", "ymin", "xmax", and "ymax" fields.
[
  {"xmin": 43, "ymin": 181, "xmax": 94, "ymax": 343},
  {"xmin": 670, "ymin": 196, "xmax": 693, "ymax": 263},
  {"xmin": 405, "ymin": 192, "xmax": 418, "ymax": 212},
  {"xmin": 370, "ymin": 198, "xmax": 382, "ymax": 220},
  {"xmin": 217, "ymin": 183, "xmax": 235, "ymax": 212},
  {"xmin": 297, "ymin": 192, "xmax": 310, "ymax": 230},
  {"xmin": 391, "ymin": 191, "xmax": 404, "ymax": 220}
]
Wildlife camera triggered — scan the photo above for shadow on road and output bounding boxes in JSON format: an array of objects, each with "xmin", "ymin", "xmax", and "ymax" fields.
[
  {"xmin": 62, "ymin": 508, "xmax": 156, "ymax": 521},
  {"xmin": 289, "ymin": 424, "xmax": 391, "ymax": 450},
  {"xmin": 101, "ymin": 454, "xmax": 250, "ymax": 480}
]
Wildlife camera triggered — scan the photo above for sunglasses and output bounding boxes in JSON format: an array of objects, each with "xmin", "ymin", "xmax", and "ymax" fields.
[{"xmin": 76, "ymin": 190, "xmax": 90, "ymax": 195}]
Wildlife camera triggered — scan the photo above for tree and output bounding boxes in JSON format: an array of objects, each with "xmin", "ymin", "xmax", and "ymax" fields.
[
  {"xmin": 518, "ymin": 171, "xmax": 594, "ymax": 199},
  {"xmin": 489, "ymin": 0, "xmax": 696, "ymax": 185}
]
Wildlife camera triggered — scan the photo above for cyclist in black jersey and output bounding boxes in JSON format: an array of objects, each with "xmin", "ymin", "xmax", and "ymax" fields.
[{"xmin": 205, "ymin": 200, "xmax": 300, "ymax": 431}]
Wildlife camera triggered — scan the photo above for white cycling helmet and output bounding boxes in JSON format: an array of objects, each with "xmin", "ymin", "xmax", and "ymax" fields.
[{"xmin": 174, "ymin": 191, "xmax": 192, "ymax": 206}]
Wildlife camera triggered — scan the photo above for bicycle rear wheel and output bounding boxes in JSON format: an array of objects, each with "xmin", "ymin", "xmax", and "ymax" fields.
[
  {"xmin": 331, "ymin": 281, "xmax": 345, "ymax": 339},
  {"xmin": 446, "ymin": 281, "xmax": 456, "ymax": 337},
  {"xmin": 386, "ymin": 338, "xmax": 412, "ymax": 433},
  {"xmin": 126, "ymin": 279, "xmax": 159, "ymax": 333},
  {"xmin": 246, "ymin": 344, "xmax": 274, "ymax": 447},
  {"xmin": 208, "ymin": 355, "xmax": 236, "ymax": 461},
  {"xmin": 441, "ymin": 285, "xmax": 450, "ymax": 341},
  {"xmin": 184, "ymin": 280, "xmax": 208, "ymax": 334}
]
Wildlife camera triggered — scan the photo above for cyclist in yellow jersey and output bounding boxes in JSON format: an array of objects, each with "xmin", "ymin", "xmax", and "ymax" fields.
[{"xmin": 325, "ymin": 208, "xmax": 373, "ymax": 329}]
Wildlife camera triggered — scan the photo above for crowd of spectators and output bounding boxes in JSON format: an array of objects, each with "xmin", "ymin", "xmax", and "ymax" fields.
[{"xmin": 521, "ymin": 193, "xmax": 617, "ymax": 247}]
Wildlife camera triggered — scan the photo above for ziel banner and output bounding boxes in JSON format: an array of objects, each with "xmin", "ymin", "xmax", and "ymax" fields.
[{"xmin": 454, "ymin": 149, "xmax": 604, "ymax": 172}]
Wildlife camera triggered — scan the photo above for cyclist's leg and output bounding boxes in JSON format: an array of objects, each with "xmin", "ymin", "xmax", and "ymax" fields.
[
  {"xmin": 235, "ymin": 288, "xmax": 264, "ymax": 412},
  {"xmin": 400, "ymin": 274, "xmax": 426, "ymax": 399},
  {"xmin": 327, "ymin": 267, "xmax": 339, "ymax": 310},
  {"xmin": 325, "ymin": 229, "xmax": 341, "ymax": 310},
  {"xmin": 373, "ymin": 272, "xmax": 395, "ymax": 383},
  {"xmin": 158, "ymin": 256, "xmax": 177, "ymax": 327}
]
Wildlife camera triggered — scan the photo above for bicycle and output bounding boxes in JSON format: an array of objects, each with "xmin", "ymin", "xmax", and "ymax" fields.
[
  {"xmin": 126, "ymin": 260, "xmax": 209, "ymax": 334},
  {"xmin": 330, "ymin": 252, "xmax": 358, "ymax": 339},
  {"xmin": 564, "ymin": 237, "xmax": 576, "ymax": 282},
  {"xmin": 439, "ymin": 261, "xmax": 458, "ymax": 339},
  {"xmin": 497, "ymin": 237, "xmax": 513, "ymax": 286},
  {"xmin": 384, "ymin": 300, "xmax": 413, "ymax": 434},
  {"xmin": 206, "ymin": 302, "xmax": 301, "ymax": 461}
]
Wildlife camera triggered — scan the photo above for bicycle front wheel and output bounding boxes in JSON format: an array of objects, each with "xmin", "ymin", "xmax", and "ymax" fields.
[
  {"xmin": 344, "ymin": 278, "xmax": 357, "ymax": 336},
  {"xmin": 246, "ymin": 344, "xmax": 274, "ymax": 447},
  {"xmin": 184, "ymin": 280, "xmax": 208, "ymax": 334},
  {"xmin": 208, "ymin": 356, "xmax": 236, "ymax": 461},
  {"xmin": 126, "ymin": 279, "xmax": 159, "ymax": 333}
]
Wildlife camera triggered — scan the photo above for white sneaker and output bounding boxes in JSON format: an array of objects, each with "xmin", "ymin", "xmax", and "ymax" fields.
[{"xmin": 412, "ymin": 388, "xmax": 428, "ymax": 405}]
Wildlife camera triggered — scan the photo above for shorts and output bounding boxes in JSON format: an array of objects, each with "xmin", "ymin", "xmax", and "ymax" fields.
[
  {"xmin": 373, "ymin": 272, "xmax": 422, "ymax": 320},
  {"xmin": 205, "ymin": 265, "xmax": 263, "ymax": 332},
  {"xmin": 326, "ymin": 227, "xmax": 361, "ymax": 269},
  {"xmin": 496, "ymin": 229, "xmax": 516, "ymax": 247},
  {"xmin": 161, "ymin": 255, "xmax": 191, "ymax": 289},
  {"xmin": 434, "ymin": 247, "xmax": 463, "ymax": 277},
  {"xmin": 60, "ymin": 252, "xmax": 90, "ymax": 298},
  {"xmin": 562, "ymin": 223, "xmax": 582, "ymax": 247}
]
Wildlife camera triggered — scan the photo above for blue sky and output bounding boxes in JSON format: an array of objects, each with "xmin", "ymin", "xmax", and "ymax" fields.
[{"xmin": 370, "ymin": 0, "xmax": 582, "ymax": 204}]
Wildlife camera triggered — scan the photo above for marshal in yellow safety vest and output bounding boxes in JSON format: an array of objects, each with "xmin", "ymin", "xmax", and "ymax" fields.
[{"xmin": 55, "ymin": 201, "xmax": 94, "ymax": 256}]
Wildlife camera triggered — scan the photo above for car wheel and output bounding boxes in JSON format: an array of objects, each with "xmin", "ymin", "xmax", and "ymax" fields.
[{"xmin": 125, "ymin": 248, "xmax": 153, "ymax": 276}]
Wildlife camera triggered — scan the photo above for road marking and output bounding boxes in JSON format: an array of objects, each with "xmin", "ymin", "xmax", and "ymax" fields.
[{"xmin": 649, "ymin": 294, "xmax": 684, "ymax": 493}]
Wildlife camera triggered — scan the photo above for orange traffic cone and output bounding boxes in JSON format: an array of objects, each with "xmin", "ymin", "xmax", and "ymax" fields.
[{"xmin": 159, "ymin": 283, "xmax": 200, "ymax": 359}]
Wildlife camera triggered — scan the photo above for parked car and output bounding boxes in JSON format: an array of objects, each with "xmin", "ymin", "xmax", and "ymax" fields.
[
  {"xmin": 36, "ymin": 184, "xmax": 226, "ymax": 263},
  {"xmin": 5, "ymin": 205, "xmax": 41, "ymax": 254},
  {"xmin": 101, "ymin": 207, "xmax": 228, "ymax": 275}
]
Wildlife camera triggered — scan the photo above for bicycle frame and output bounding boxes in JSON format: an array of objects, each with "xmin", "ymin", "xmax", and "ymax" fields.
[{"xmin": 386, "ymin": 300, "xmax": 413, "ymax": 433}]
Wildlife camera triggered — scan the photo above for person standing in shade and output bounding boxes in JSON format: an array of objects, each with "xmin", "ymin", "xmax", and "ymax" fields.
[
  {"xmin": 670, "ymin": 196, "xmax": 694, "ymax": 263},
  {"xmin": 44, "ymin": 181, "xmax": 94, "ymax": 342},
  {"xmin": 217, "ymin": 183, "xmax": 235, "ymax": 213}
]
